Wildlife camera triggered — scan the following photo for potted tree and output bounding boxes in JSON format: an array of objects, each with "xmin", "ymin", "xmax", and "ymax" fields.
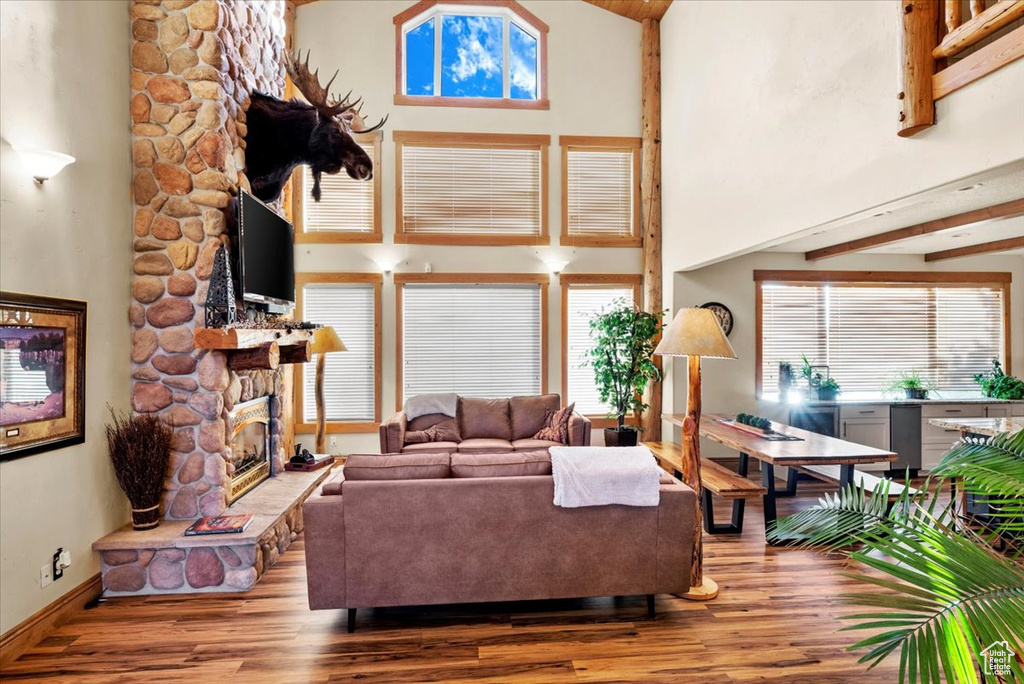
[
  {"xmin": 106, "ymin": 409, "xmax": 173, "ymax": 530},
  {"xmin": 778, "ymin": 361, "xmax": 794, "ymax": 397},
  {"xmin": 587, "ymin": 302, "xmax": 665, "ymax": 447}
]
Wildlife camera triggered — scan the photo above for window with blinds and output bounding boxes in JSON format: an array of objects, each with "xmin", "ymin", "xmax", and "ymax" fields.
[
  {"xmin": 562, "ymin": 137, "xmax": 640, "ymax": 246},
  {"xmin": 401, "ymin": 283, "xmax": 543, "ymax": 399},
  {"xmin": 565, "ymin": 285, "xmax": 635, "ymax": 415},
  {"xmin": 395, "ymin": 132, "xmax": 548, "ymax": 244},
  {"xmin": 300, "ymin": 283, "xmax": 377, "ymax": 422},
  {"xmin": 298, "ymin": 138, "xmax": 379, "ymax": 241},
  {"xmin": 759, "ymin": 279, "xmax": 1006, "ymax": 395}
]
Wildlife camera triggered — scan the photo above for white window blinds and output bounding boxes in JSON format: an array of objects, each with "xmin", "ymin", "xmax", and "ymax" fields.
[
  {"xmin": 301, "ymin": 283, "xmax": 376, "ymax": 422},
  {"xmin": 402, "ymin": 284, "xmax": 542, "ymax": 398},
  {"xmin": 400, "ymin": 141, "xmax": 543, "ymax": 236},
  {"xmin": 566, "ymin": 148, "xmax": 635, "ymax": 238},
  {"xmin": 301, "ymin": 142, "xmax": 375, "ymax": 234},
  {"xmin": 566, "ymin": 285, "xmax": 635, "ymax": 414},
  {"xmin": 760, "ymin": 281, "xmax": 1005, "ymax": 395}
]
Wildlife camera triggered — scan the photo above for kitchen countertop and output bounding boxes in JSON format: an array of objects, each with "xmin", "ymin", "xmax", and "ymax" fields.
[
  {"xmin": 927, "ymin": 417, "xmax": 1024, "ymax": 437},
  {"xmin": 761, "ymin": 393, "xmax": 1024, "ymax": 407}
]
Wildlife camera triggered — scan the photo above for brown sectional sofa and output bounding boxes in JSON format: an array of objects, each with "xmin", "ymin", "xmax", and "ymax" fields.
[
  {"xmin": 380, "ymin": 394, "xmax": 592, "ymax": 454},
  {"xmin": 303, "ymin": 451, "xmax": 696, "ymax": 631}
]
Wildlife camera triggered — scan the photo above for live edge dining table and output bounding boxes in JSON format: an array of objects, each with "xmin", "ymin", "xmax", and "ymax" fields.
[{"xmin": 665, "ymin": 413, "xmax": 898, "ymax": 540}]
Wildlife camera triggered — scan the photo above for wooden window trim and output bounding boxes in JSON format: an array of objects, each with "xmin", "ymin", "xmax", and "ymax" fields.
[
  {"xmin": 294, "ymin": 272, "xmax": 383, "ymax": 433},
  {"xmin": 753, "ymin": 270, "xmax": 1013, "ymax": 397},
  {"xmin": 393, "ymin": 130, "xmax": 550, "ymax": 246},
  {"xmin": 559, "ymin": 136, "xmax": 642, "ymax": 248},
  {"xmin": 293, "ymin": 133, "xmax": 383, "ymax": 244},
  {"xmin": 393, "ymin": 0, "xmax": 550, "ymax": 111},
  {"xmin": 560, "ymin": 274, "xmax": 643, "ymax": 426},
  {"xmin": 394, "ymin": 272, "xmax": 550, "ymax": 410}
]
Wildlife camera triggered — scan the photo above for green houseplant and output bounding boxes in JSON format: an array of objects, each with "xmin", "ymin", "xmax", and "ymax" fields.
[
  {"xmin": 816, "ymin": 376, "xmax": 841, "ymax": 401},
  {"xmin": 975, "ymin": 359, "xmax": 1024, "ymax": 400},
  {"xmin": 587, "ymin": 302, "xmax": 665, "ymax": 447},
  {"xmin": 885, "ymin": 370, "xmax": 937, "ymax": 400},
  {"xmin": 769, "ymin": 429, "xmax": 1024, "ymax": 683},
  {"xmin": 106, "ymin": 409, "xmax": 173, "ymax": 530},
  {"xmin": 778, "ymin": 361, "xmax": 794, "ymax": 396}
]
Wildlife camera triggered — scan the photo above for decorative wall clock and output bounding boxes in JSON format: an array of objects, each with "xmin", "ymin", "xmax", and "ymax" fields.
[{"xmin": 700, "ymin": 301, "xmax": 734, "ymax": 337}]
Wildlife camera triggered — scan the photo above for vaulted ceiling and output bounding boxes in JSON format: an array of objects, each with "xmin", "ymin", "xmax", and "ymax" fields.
[{"xmin": 583, "ymin": 0, "xmax": 673, "ymax": 22}]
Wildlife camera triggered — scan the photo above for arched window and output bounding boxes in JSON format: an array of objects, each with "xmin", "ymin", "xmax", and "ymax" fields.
[{"xmin": 394, "ymin": 0, "xmax": 549, "ymax": 109}]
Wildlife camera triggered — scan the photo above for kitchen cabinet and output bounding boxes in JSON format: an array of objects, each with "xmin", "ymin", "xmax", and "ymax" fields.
[
  {"xmin": 840, "ymin": 406, "xmax": 890, "ymax": 471},
  {"xmin": 985, "ymin": 404, "xmax": 1011, "ymax": 418}
]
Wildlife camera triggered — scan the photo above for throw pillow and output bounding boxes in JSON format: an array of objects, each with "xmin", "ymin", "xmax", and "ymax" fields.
[
  {"xmin": 405, "ymin": 417, "xmax": 461, "ymax": 444},
  {"xmin": 532, "ymin": 403, "xmax": 575, "ymax": 444}
]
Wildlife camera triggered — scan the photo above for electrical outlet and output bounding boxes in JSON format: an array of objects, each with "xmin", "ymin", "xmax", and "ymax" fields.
[
  {"xmin": 329, "ymin": 436, "xmax": 338, "ymax": 449},
  {"xmin": 40, "ymin": 563, "xmax": 52, "ymax": 588}
]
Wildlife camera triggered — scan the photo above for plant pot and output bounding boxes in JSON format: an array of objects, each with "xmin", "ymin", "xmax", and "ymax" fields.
[
  {"xmin": 131, "ymin": 504, "xmax": 161, "ymax": 531},
  {"xmin": 604, "ymin": 427, "xmax": 639, "ymax": 447},
  {"xmin": 905, "ymin": 388, "xmax": 928, "ymax": 400},
  {"xmin": 816, "ymin": 389, "xmax": 839, "ymax": 401}
]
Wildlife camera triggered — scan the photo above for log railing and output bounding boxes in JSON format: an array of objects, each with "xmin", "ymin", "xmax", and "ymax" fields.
[{"xmin": 899, "ymin": 0, "xmax": 1024, "ymax": 136}]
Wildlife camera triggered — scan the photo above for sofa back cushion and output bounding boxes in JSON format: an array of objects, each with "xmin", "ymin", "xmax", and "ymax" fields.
[
  {"xmin": 458, "ymin": 397, "xmax": 512, "ymax": 441},
  {"xmin": 407, "ymin": 412, "xmax": 452, "ymax": 432},
  {"xmin": 405, "ymin": 417, "xmax": 461, "ymax": 444},
  {"xmin": 509, "ymin": 394, "xmax": 561, "ymax": 441},
  {"xmin": 344, "ymin": 453, "xmax": 450, "ymax": 481},
  {"xmin": 450, "ymin": 451, "xmax": 551, "ymax": 478}
]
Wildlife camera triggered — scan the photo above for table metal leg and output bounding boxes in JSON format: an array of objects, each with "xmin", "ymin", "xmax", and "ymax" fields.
[
  {"xmin": 761, "ymin": 462, "xmax": 779, "ymax": 542},
  {"xmin": 737, "ymin": 452, "xmax": 749, "ymax": 477},
  {"xmin": 774, "ymin": 467, "xmax": 799, "ymax": 498},
  {"xmin": 839, "ymin": 464, "xmax": 855, "ymax": 488}
]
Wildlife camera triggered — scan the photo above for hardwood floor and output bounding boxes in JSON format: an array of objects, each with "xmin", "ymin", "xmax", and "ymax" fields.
[{"xmin": 2, "ymin": 480, "xmax": 903, "ymax": 683}]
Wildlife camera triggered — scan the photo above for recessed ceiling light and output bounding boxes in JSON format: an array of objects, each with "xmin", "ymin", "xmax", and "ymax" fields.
[
  {"xmin": 872, "ymin": 210, "xmax": 892, "ymax": 217},
  {"xmin": 956, "ymin": 183, "xmax": 984, "ymax": 192}
]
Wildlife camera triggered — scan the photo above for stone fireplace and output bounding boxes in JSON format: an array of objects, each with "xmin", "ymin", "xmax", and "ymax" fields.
[
  {"xmin": 227, "ymin": 396, "xmax": 272, "ymax": 502},
  {"xmin": 95, "ymin": 0, "xmax": 332, "ymax": 597}
]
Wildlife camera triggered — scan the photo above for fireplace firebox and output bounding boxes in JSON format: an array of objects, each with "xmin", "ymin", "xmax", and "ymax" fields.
[{"xmin": 228, "ymin": 396, "xmax": 272, "ymax": 503}]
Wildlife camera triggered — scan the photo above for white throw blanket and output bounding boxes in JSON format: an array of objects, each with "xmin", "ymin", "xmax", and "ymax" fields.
[
  {"xmin": 550, "ymin": 446, "xmax": 662, "ymax": 508},
  {"xmin": 403, "ymin": 393, "xmax": 459, "ymax": 420}
]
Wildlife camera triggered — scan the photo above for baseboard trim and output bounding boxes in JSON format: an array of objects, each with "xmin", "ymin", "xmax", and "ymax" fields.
[{"xmin": 0, "ymin": 573, "xmax": 102, "ymax": 668}]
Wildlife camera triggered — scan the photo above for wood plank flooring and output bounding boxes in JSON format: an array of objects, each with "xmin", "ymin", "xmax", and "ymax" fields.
[{"xmin": 2, "ymin": 481, "xmax": 905, "ymax": 683}]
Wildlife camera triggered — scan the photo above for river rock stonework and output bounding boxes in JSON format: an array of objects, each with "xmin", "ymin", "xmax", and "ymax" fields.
[{"xmin": 129, "ymin": 0, "xmax": 289, "ymax": 521}]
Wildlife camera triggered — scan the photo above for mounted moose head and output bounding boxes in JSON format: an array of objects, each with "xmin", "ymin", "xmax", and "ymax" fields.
[{"xmin": 245, "ymin": 51, "xmax": 387, "ymax": 203}]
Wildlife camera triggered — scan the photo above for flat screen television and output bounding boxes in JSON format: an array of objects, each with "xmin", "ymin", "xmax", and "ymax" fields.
[{"xmin": 238, "ymin": 190, "xmax": 295, "ymax": 310}]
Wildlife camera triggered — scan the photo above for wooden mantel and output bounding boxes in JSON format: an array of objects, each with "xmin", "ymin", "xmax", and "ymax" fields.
[{"xmin": 194, "ymin": 327, "xmax": 314, "ymax": 351}]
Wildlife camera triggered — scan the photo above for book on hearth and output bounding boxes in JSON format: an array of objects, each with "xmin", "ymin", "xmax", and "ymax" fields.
[{"xmin": 184, "ymin": 514, "xmax": 254, "ymax": 536}]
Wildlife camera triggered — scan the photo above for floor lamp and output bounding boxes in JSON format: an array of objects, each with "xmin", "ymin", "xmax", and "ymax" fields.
[
  {"xmin": 311, "ymin": 326, "xmax": 346, "ymax": 454},
  {"xmin": 654, "ymin": 307, "xmax": 736, "ymax": 601}
]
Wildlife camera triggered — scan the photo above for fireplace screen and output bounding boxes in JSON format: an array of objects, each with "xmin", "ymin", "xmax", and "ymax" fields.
[{"xmin": 228, "ymin": 397, "xmax": 271, "ymax": 503}]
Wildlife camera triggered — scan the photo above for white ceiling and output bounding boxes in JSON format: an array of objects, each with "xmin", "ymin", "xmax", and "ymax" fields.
[{"xmin": 765, "ymin": 161, "xmax": 1024, "ymax": 257}]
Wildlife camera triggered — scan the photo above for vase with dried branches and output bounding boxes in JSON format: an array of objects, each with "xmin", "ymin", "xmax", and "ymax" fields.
[{"xmin": 106, "ymin": 410, "xmax": 172, "ymax": 530}]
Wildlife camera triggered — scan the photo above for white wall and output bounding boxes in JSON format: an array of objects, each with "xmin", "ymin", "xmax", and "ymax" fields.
[
  {"xmin": 0, "ymin": 1, "xmax": 131, "ymax": 634},
  {"xmin": 660, "ymin": 0, "xmax": 1024, "ymax": 271},
  {"xmin": 294, "ymin": 1, "xmax": 644, "ymax": 454},
  {"xmin": 667, "ymin": 251, "xmax": 1024, "ymax": 456}
]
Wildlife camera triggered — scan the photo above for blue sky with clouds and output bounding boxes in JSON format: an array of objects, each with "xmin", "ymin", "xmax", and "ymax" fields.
[{"xmin": 405, "ymin": 14, "xmax": 537, "ymax": 100}]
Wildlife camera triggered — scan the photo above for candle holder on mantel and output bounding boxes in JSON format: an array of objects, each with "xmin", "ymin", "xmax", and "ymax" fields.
[{"xmin": 204, "ymin": 243, "xmax": 237, "ymax": 328}]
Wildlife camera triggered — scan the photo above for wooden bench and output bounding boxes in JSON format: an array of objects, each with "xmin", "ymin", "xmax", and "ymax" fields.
[
  {"xmin": 792, "ymin": 464, "xmax": 919, "ymax": 502},
  {"xmin": 644, "ymin": 442, "xmax": 766, "ymax": 534}
]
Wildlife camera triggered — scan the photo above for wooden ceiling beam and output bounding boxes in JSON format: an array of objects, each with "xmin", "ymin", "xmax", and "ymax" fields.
[
  {"xmin": 804, "ymin": 198, "xmax": 1024, "ymax": 261},
  {"xmin": 583, "ymin": 0, "xmax": 673, "ymax": 22},
  {"xmin": 924, "ymin": 235, "xmax": 1024, "ymax": 262}
]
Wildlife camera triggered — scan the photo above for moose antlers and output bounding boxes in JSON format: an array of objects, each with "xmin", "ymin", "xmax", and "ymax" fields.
[{"xmin": 283, "ymin": 50, "xmax": 387, "ymax": 133}]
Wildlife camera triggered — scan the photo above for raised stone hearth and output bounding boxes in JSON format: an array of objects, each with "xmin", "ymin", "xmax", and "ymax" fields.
[{"xmin": 93, "ymin": 468, "xmax": 331, "ymax": 595}]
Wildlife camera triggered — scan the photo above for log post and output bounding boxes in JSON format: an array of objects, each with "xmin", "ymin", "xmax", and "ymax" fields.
[
  {"xmin": 227, "ymin": 342, "xmax": 280, "ymax": 371},
  {"xmin": 898, "ymin": 0, "xmax": 939, "ymax": 137},
  {"xmin": 971, "ymin": 0, "xmax": 986, "ymax": 18},
  {"xmin": 640, "ymin": 17, "xmax": 663, "ymax": 440},
  {"xmin": 679, "ymin": 356, "xmax": 718, "ymax": 601},
  {"xmin": 279, "ymin": 341, "xmax": 312, "ymax": 364},
  {"xmin": 945, "ymin": 0, "xmax": 961, "ymax": 33},
  {"xmin": 315, "ymin": 352, "xmax": 327, "ymax": 453}
]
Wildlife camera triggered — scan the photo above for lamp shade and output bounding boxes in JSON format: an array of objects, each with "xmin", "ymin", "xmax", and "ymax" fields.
[
  {"xmin": 14, "ymin": 147, "xmax": 75, "ymax": 182},
  {"xmin": 654, "ymin": 307, "xmax": 737, "ymax": 359},
  {"xmin": 310, "ymin": 326, "xmax": 347, "ymax": 354}
]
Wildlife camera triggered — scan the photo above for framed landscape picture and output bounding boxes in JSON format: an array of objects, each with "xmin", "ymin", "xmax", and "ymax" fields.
[{"xmin": 0, "ymin": 292, "xmax": 87, "ymax": 460}]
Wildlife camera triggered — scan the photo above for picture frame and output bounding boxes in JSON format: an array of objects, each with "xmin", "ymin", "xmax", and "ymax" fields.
[{"xmin": 0, "ymin": 292, "xmax": 87, "ymax": 460}]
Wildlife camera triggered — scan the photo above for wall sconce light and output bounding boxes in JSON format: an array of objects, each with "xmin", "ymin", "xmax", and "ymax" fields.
[
  {"xmin": 374, "ymin": 257, "xmax": 400, "ymax": 275},
  {"xmin": 15, "ymin": 147, "xmax": 76, "ymax": 184},
  {"xmin": 544, "ymin": 260, "xmax": 570, "ymax": 276}
]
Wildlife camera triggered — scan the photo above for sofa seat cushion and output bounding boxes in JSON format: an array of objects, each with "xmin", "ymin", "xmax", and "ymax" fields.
[
  {"xmin": 457, "ymin": 438, "xmax": 514, "ymax": 453},
  {"xmin": 321, "ymin": 470, "xmax": 346, "ymax": 495},
  {"xmin": 344, "ymin": 453, "xmax": 451, "ymax": 480},
  {"xmin": 458, "ymin": 397, "xmax": 512, "ymax": 441},
  {"xmin": 451, "ymin": 451, "xmax": 552, "ymax": 478},
  {"xmin": 401, "ymin": 441, "xmax": 459, "ymax": 454},
  {"xmin": 509, "ymin": 394, "xmax": 561, "ymax": 440},
  {"xmin": 512, "ymin": 438, "xmax": 563, "ymax": 451}
]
